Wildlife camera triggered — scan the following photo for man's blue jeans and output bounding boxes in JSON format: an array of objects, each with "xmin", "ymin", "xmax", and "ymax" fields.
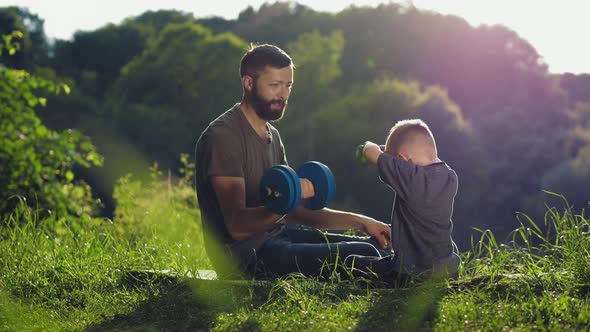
[{"xmin": 254, "ymin": 225, "xmax": 384, "ymax": 278}]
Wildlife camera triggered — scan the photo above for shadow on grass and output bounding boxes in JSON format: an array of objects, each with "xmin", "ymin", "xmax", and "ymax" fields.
[
  {"xmin": 354, "ymin": 280, "xmax": 448, "ymax": 332},
  {"xmin": 87, "ymin": 273, "xmax": 273, "ymax": 331},
  {"xmin": 86, "ymin": 271, "xmax": 452, "ymax": 331}
]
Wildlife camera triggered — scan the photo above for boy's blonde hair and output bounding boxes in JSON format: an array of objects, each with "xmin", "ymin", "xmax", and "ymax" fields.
[{"xmin": 385, "ymin": 119, "xmax": 437, "ymax": 161}]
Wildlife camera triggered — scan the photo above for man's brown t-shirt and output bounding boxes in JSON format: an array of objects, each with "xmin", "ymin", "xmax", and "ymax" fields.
[{"xmin": 195, "ymin": 103, "xmax": 286, "ymax": 267}]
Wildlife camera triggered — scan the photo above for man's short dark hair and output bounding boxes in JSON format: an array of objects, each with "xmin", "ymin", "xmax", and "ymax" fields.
[{"xmin": 239, "ymin": 44, "xmax": 293, "ymax": 78}]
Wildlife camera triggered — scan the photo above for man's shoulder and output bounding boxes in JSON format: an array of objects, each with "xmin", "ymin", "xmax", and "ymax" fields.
[
  {"xmin": 203, "ymin": 104, "xmax": 243, "ymax": 134},
  {"xmin": 197, "ymin": 104, "xmax": 243, "ymax": 150},
  {"xmin": 211, "ymin": 103, "xmax": 242, "ymax": 126},
  {"xmin": 267, "ymin": 122, "xmax": 282, "ymax": 140}
]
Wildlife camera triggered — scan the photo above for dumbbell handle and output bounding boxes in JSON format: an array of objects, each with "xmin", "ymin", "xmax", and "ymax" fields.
[
  {"xmin": 264, "ymin": 186, "xmax": 283, "ymax": 199},
  {"xmin": 356, "ymin": 143, "xmax": 385, "ymax": 164},
  {"xmin": 260, "ymin": 162, "xmax": 334, "ymax": 214},
  {"xmin": 356, "ymin": 144, "xmax": 368, "ymax": 163},
  {"xmin": 264, "ymin": 179, "xmax": 314, "ymax": 200}
]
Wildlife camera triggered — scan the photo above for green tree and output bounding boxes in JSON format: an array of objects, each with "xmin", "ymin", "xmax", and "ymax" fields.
[
  {"xmin": 542, "ymin": 101, "xmax": 590, "ymax": 209},
  {"xmin": 51, "ymin": 22, "xmax": 150, "ymax": 97},
  {"xmin": 0, "ymin": 33, "xmax": 102, "ymax": 219},
  {"xmin": 283, "ymin": 29, "xmax": 345, "ymax": 161},
  {"xmin": 130, "ymin": 9, "xmax": 195, "ymax": 32},
  {"xmin": 287, "ymin": 30, "xmax": 344, "ymax": 97},
  {"xmin": 230, "ymin": 2, "xmax": 327, "ymax": 46},
  {"xmin": 560, "ymin": 73, "xmax": 590, "ymax": 108},
  {"xmin": 0, "ymin": 6, "xmax": 48, "ymax": 69},
  {"xmin": 105, "ymin": 23, "xmax": 248, "ymax": 169}
]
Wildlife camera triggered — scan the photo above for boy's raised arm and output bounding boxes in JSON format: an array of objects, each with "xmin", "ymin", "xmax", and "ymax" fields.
[{"xmin": 362, "ymin": 141, "xmax": 383, "ymax": 166}]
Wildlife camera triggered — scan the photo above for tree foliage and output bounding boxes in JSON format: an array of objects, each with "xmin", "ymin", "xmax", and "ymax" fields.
[
  {"xmin": 105, "ymin": 23, "xmax": 248, "ymax": 167},
  {"xmin": 51, "ymin": 22, "xmax": 151, "ymax": 97},
  {"xmin": 0, "ymin": 33, "xmax": 102, "ymax": 218},
  {"xmin": 0, "ymin": 6, "xmax": 48, "ymax": 69},
  {"xmin": 281, "ymin": 29, "xmax": 345, "ymax": 161}
]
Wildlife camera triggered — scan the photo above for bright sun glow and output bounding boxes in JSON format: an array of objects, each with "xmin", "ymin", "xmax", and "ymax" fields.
[
  {"xmin": 410, "ymin": 0, "xmax": 590, "ymax": 74},
  {"xmin": 1, "ymin": 0, "xmax": 589, "ymax": 74}
]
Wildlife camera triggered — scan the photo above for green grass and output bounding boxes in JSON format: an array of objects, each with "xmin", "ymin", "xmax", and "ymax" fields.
[{"xmin": 2, "ymin": 166, "xmax": 590, "ymax": 332}]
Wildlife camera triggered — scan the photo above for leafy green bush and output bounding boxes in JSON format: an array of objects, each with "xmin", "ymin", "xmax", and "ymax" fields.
[{"xmin": 0, "ymin": 32, "xmax": 103, "ymax": 220}]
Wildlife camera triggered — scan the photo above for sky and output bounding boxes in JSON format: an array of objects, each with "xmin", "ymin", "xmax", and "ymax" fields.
[{"xmin": 2, "ymin": 0, "xmax": 589, "ymax": 74}]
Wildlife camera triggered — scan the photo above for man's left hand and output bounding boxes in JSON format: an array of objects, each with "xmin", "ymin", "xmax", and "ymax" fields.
[{"xmin": 363, "ymin": 219, "xmax": 392, "ymax": 249}]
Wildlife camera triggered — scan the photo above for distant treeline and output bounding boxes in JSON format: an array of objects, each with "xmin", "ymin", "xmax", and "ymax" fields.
[{"xmin": 2, "ymin": 2, "xmax": 590, "ymax": 249}]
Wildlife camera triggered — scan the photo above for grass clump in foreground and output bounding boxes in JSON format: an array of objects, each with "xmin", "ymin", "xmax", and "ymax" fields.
[
  {"xmin": 2, "ymin": 185, "xmax": 590, "ymax": 330},
  {"xmin": 436, "ymin": 192, "xmax": 590, "ymax": 331}
]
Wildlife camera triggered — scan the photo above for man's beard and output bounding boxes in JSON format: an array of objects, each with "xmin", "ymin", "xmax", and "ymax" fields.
[{"xmin": 250, "ymin": 85, "xmax": 287, "ymax": 121}]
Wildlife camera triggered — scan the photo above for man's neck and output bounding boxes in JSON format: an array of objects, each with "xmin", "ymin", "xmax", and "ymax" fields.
[{"xmin": 240, "ymin": 99, "xmax": 269, "ymax": 139}]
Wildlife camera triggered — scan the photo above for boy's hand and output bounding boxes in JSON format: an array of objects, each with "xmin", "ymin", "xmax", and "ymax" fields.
[
  {"xmin": 361, "ymin": 141, "xmax": 383, "ymax": 166},
  {"xmin": 355, "ymin": 141, "xmax": 385, "ymax": 165},
  {"xmin": 356, "ymin": 144, "xmax": 368, "ymax": 163}
]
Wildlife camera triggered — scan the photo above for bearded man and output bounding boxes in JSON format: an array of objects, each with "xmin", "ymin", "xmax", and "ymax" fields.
[{"xmin": 195, "ymin": 44, "xmax": 391, "ymax": 278}]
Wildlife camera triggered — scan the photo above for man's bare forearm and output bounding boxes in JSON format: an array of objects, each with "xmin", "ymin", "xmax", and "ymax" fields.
[
  {"xmin": 225, "ymin": 206, "xmax": 285, "ymax": 241},
  {"xmin": 288, "ymin": 206, "xmax": 392, "ymax": 249},
  {"xmin": 287, "ymin": 207, "xmax": 366, "ymax": 231}
]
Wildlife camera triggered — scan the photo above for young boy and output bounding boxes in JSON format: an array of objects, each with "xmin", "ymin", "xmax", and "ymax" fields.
[{"xmin": 347, "ymin": 119, "xmax": 461, "ymax": 281}]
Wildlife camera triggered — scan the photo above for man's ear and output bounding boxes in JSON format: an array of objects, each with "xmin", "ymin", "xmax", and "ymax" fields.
[{"xmin": 242, "ymin": 75, "xmax": 254, "ymax": 92}]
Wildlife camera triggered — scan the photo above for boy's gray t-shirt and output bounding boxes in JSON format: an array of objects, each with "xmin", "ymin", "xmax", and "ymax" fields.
[
  {"xmin": 195, "ymin": 103, "xmax": 287, "ymax": 265},
  {"xmin": 377, "ymin": 154, "xmax": 459, "ymax": 273}
]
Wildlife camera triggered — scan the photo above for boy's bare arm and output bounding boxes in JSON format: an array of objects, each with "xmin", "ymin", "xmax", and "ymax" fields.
[{"xmin": 362, "ymin": 141, "xmax": 383, "ymax": 166}]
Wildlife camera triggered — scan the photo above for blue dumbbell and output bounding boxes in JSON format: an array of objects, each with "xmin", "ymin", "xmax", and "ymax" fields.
[{"xmin": 260, "ymin": 161, "xmax": 336, "ymax": 215}]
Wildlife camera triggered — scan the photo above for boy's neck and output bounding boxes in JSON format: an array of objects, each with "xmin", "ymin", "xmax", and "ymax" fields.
[{"xmin": 409, "ymin": 155, "xmax": 441, "ymax": 166}]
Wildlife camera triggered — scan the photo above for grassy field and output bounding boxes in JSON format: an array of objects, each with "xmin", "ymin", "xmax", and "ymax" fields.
[{"xmin": 1, "ymin": 165, "xmax": 590, "ymax": 331}]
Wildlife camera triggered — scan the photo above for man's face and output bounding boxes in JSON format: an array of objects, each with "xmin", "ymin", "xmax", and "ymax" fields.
[{"xmin": 249, "ymin": 66, "xmax": 293, "ymax": 121}]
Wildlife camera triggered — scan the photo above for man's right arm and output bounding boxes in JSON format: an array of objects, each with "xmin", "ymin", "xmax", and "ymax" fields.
[{"xmin": 211, "ymin": 175, "xmax": 286, "ymax": 241}]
